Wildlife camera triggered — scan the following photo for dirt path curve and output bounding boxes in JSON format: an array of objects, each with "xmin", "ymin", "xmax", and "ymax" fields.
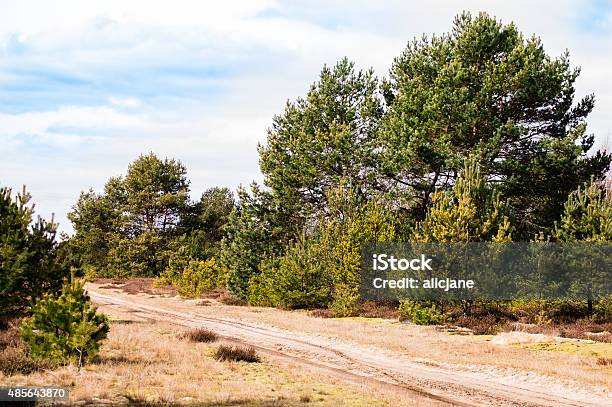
[{"xmin": 87, "ymin": 285, "xmax": 609, "ymax": 407}]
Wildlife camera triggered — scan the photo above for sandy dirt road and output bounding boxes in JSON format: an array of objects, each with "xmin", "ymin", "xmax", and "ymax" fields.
[{"xmin": 87, "ymin": 284, "xmax": 610, "ymax": 407}]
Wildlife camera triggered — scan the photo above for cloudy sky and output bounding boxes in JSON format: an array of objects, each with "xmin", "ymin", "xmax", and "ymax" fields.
[{"xmin": 1, "ymin": 0, "xmax": 611, "ymax": 232}]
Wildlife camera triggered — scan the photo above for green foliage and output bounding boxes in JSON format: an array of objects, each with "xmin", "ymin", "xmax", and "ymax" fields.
[
  {"xmin": 259, "ymin": 58, "xmax": 384, "ymax": 219},
  {"xmin": 158, "ymin": 258, "xmax": 225, "ymax": 298},
  {"xmin": 257, "ymin": 12, "xmax": 611, "ymax": 239},
  {"xmin": 182, "ymin": 187, "xmax": 235, "ymax": 259},
  {"xmin": 413, "ymin": 157, "xmax": 512, "ymax": 243},
  {"xmin": 251, "ymin": 235, "xmax": 332, "ymax": 309},
  {"xmin": 221, "ymin": 184, "xmax": 296, "ymax": 299},
  {"xmin": 69, "ymin": 153, "xmax": 190, "ymax": 277},
  {"xmin": 322, "ymin": 187, "xmax": 397, "ymax": 315},
  {"xmin": 245, "ymin": 258, "xmax": 281, "ymax": 307},
  {"xmin": 0, "ymin": 185, "xmax": 69, "ymax": 317},
  {"xmin": 69, "ymin": 154, "xmax": 234, "ymax": 279},
  {"xmin": 66, "ymin": 190, "xmax": 119, "ymax": 274},
  {"xmin": 553, "ymin": 179, "xmax": 612, "ymax": 313},
  {"xmin": 20, "ymin": 281, "xmax": 109, "ymax": 366},
  {"xmin": 398, "ymin": 300, "xmax": 444, "ymax": 325},
  {"xmin": 328, "ymin": 284, "xmax": 360, "ymax": 318},
  {"xmin": 381, "ymin": 12, "xmax": 610, "ymax": 237},
  {"xmin": 246, "ymin": 183, "xmax": 396, "ymax": 314},
  {"xmin": 554, "ymin": 179, "xmax": 612, "ymax": 242}
]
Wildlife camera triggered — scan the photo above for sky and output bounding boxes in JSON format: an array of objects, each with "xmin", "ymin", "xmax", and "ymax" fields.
[{"xmin": 0, "ymin": 0, "xmax": 611, "ymax": 233}]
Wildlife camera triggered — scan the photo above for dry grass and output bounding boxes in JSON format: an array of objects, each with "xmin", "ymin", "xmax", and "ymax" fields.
[
  {"xmin": 214, "ymin": 345, "xmax": 260, "ymax": 363},
  {"xmin": 308, "ymin": 308, "xmax": 333, "ymax": 318},
  {"xmin": 0, "ymin": 320, "xmax": 388, "ymax": 406},
  {"xmin": 160, "ymin": 299, "xmax": 611, "ymax": 391},
  {"xmin": 309, "ymin": 302, "xmax": 398, "ymax": 320},
  {"xmin": 358, "ymin": 301, "xmax": 399, "ymax": 319}
]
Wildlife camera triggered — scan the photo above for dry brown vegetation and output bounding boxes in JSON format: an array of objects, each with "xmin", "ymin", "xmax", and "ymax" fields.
[
  {"xmin": 218, "ymin": 292, "xmax": 248, "ymax": 306},
  {"xmin": 506, "ymin": 321, "xmax": 612, "ymax": 343},
  {"xmin": 182, "ymin": 327, "xmax": 218, "ymax": 343},
  {"xmin": 95, "ymin": 277, "xmax": 177, "ymax": 296},
  {"xmin": 0, "ymin": 318, "xmax": 55, "ymax": 376},
  {"xmin": 0, "ymin": 319, "xmax": 391, "ymax": 406},
  {"xmin": 214, "ymin": 345, "xmax": 260, "ymax": 363}
]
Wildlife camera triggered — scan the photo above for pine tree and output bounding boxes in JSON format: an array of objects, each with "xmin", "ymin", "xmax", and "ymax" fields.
[
  {"xmin": 553, "ymin": 179, "xmax": 612, "ymax": 313},
  {"xmin": 380, "ymin": 12, "xmax": 610, "ymax": 237},
  {"xmin": 221, "ymin": 183, "xmax": 296, "ymax": 299},
  {"xmin": 554, "ymin": 180, "xmax": 612, "ymax": 242},
  {"xmin": 0, "ymin": 185, "xmax": 68, "ymax": 318},
  {"xmin": 20, "ymin": 281, "xmax": 109, "ymax": 366},
  {"xmin": 69, "ymin": 153, "xmax": 191, "ymax": 277},
  {"xmin": 413, "ymin": 158, "xmax": 512, "ymax": 243}
]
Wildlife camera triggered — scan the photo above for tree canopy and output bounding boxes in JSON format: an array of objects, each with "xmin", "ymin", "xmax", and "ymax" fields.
[
  {"xmin": 69, "ymin": 153, "xmax": 233, "ymax": 278},
  {"xmin": 258, "ymin": 12, "xmax": 611, "ymax": 239}
]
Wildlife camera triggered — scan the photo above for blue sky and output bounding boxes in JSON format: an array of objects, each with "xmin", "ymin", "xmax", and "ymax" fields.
[{"xmin": 0, "ymin": 0, "xmax": 611, "ymax": 232}]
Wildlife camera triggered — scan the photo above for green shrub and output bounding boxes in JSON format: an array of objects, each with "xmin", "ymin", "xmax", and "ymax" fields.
[
  {"xmin": 214, "ymin": 345, "xmax": 260, "ymax": 363},
  {"xmin": 158, "ymin": 258, "xmax": 226, "ymax": 298},
  {"xmin": 246, "ymin": 272, "xmax": 277, "ymax": 307},
  {"xmin": 593, "ymin": 297, "xmax": 611, "ymax": 322},
  {"xmin": 222, "ymin": 184, "xmax": 295, "ymax": 300},
  {"xmin": 261, "ymin": 236, "xmax": 332, "ymax": 309},
  {"xmin": 398, "ymin": 300, "xmax": 444, "ymax": 325},
  {"xmin": 20, "ymin": 281, "xmax": 109, "ymax": 366},
  {"xmin": 323, "ymin": 189, "xmax": 396, "ymax": 315},
  {"xmin": 329, "ymin": 285, "xmax": 360, "ymax": 317},
  {"xmin": 246, "ymin": 237, "xmax": 333, "ymax": 309}
]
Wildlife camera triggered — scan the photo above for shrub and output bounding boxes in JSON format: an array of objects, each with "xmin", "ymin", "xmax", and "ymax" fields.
[
  {"xmin": 159, "ymin": 258, "xmax": 226, "ymax": 298},
  {"xmin": 214, "ymin": 345, "xmax": 260, "ymax": 363},
  {"xmin": 329, "ymin": 285, "xmax": 360, "ymax": 317},
  {"xmin": 398, "ymin": 300, "xmax": 444, "ymax": 325},
  {"xmin": 0, "ymin": 319, "xmax": 55, "ymax": 376},
  {"xmin": 251, "ymin": 236, "xmax": 332, "ymax": 309},
  {"xmin": 597, "ymin": 357, "xmax": 611, "ymax": 366},
  {"xmin": 20, "ymin": 281, "xmax": 109, "ymax": 366},
  {"xmin": 324, "ymin": 191, "xmax": 396, "ymax": 315},
  {"xmin": 222, "ymin": 184, "xmax": 294, "ymax": 300},
  {"xmin": 455, "ymin": 315, "xmax": 499, "ymax": 335},
  {"xmin": 183, "ymin": 328, "xmax": 218, "ymax": 343},
  {"xmin": 593, "ymin": 297, "xmax": 611, "ymax": 323},
  {"xmin": 218, "ymin": 292, "xmax": 248, "ymax": 306}
]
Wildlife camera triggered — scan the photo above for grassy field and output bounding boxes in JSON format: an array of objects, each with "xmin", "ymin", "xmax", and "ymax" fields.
[{"xmin": 1, "ymin": 319, "xmax": 396, "ymax": 406}]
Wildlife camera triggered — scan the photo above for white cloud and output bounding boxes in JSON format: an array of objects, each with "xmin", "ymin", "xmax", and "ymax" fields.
[
  {"xmin": 108, "ymin": 97, "xmax": 142, "ymax": 109},
  {"xmin": 0, "ymin": 0, "xmax": 610, "ymax": 232}
]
